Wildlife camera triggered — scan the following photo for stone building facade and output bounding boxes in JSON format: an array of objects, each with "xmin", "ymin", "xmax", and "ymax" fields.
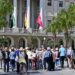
[{"xmin": 0, "ymin": 0, "xmax": 75, "ymax": 48}]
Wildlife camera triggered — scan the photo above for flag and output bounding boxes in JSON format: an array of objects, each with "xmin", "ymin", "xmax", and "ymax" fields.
[
  {"xmin": 36, "ymin": 15, "xmax": 43, "ymax": 27},
  {"xmin": 12, "ymin": 14, "xmax": 16, "ymax": 28},
  {"xmin": 24, "ymin": 13, "xmax": 28, "ymax": 28}
]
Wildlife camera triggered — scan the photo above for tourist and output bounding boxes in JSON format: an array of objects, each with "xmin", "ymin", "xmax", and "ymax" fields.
[
  {"xmin": 27, "ymin": 47, "xmax": 32, "ymax": 70},
  {"xmin": 32, "ymin": 49, "xmax": 37, "ymax": 70},
  {"xmin": 55, "ymin": 47, "xmax": 60, "ymax": 67},
  {"xmin": 66, "ymin": 47, "xmax": 73, "ymax": 68},
  {"xmin": 0, "ymin": 47, "xmax": 3, "ymax": 69},
  {"xmin": 72, "ymin": 49, "xmax": 75, "ymax": 69},
  {"xmin": 38, "ymin": 48, "xmax": 43, "ymax": 69},
  {"xmin": 19, "ymin": 47, "xmax": 27, "ymax": 74},
  {"xmin": 59, "ymin": 45, "xmax": 66, "ymax": 68},
  {"xmin": 50, "ymin": 48, "xmax": 55, "ymax": 71},
  {"xmin": 9, "ymin": 47, "xmax": 16, "ymax": 71},
  {"xmin": 2, "ymin": 47, "xmax": 10, "ymax": 72},
  {"xmin": 43, "ymin": 47, "xmax": 51, "ymax": 71},
  {"xmin": 15, "ymin": 48, "xmax": 20, "ymax": 73}
]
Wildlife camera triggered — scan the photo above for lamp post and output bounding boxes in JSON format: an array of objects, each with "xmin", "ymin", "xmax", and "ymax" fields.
[{"xmin": 43, "ymin": 37, "xmax": 46, "ymax": 47}]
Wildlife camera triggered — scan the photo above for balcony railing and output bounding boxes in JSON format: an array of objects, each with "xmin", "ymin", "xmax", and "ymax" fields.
[
  {"xmin": 0, "ymin": 27, "xmax": 69, "ymax": 37},
  {"xmin": 0, "ymin": 28, "xmax": 47, "ymax": 34}
]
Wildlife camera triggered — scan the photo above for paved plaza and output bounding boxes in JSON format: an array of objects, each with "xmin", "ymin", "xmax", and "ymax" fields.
[
  {"xmin": 0, "ymin": 68, "xmax": 75, "ymax": 75},
  {"xmin": 0, "ymin": 61, "xmax": 75, "ymax": 75}
]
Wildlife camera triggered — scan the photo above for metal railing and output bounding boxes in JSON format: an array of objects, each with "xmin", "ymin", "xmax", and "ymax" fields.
[
  {"xmin": 0, "ymin": 28, "xmax": 47, "ymax": 34},
  {"xmin": 1, "ymin": 27, "xmax": 74, "ymax": 37}
]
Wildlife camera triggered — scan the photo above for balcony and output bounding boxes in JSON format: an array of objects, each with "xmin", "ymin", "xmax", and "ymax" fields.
[
  {"xmin": 0, "ymin": 27, "xmax": 47, "ymax": 36},
  {"xmin": 0, "ymin": 27, "xmax": 64, "ymax": 37},
  {"xmin": 0, "ymin": 27, "xmax": 45, "ymax": 33}
]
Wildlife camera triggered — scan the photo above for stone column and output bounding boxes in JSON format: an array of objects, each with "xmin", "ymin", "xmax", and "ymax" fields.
[
  {"xmin": 19, "ymin": 0, "xmax": 22, "ymax": 28},
  {"xmin": 31, "ymin": 1, "xmax": 35, "ymax": 29},
  {"xmin": 13, "ymin": 0, "xmax": 17, "ymax": 28},
  {"xmin": 37, "ymin": 37, "xmax": 41, "ymax": 48},
  {"xmin": 23, "ymin": 37, "xmax": 28, "ymax": 47},
  {"xmin": 13, "ymin": 37, "xmax": 19, "ymax": 48}
]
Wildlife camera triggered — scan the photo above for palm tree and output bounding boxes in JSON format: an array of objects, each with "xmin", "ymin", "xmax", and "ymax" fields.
[
  {"xmin": 47, "ymin": 17, "xmax": 60, "ymax": 48},
  {"xmin": 57, "ymin": 4, "xmax": 75, "ymax": 48},
  {"xmin": 57, "ymin": 9, "xmax": 69, "ymax": 48},
  {"xmin": 47, "ymin": 3, "xmax": 75, "ymax": 48}
]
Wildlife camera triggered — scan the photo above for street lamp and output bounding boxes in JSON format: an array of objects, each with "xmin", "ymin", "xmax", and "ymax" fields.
[
  {"xmin": 43, "ymin": 37, "xmax": 46, "ymax": 41},
  {"xmin": 43, "ymin": 37, "xmax": 46, "ymax": 47}
]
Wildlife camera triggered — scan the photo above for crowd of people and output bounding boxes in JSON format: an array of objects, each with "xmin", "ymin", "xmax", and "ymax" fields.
[{"xmin": 0, "ymin": 45, "xmax": 75, "ymax": 74}]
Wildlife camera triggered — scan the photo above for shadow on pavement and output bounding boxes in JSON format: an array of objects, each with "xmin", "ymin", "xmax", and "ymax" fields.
[
  {"xmin": 55, "ymin": 68, "xmax": 62, "ymax": 71},
  {"xmin": 0, "ymin": 71, "xmax": 41, "ymax": 75}
]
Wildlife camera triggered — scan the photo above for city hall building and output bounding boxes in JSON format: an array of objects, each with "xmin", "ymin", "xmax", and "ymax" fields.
[{"xmin": 0, "ymin": 0, "xmax": 75, "ymax": 48}]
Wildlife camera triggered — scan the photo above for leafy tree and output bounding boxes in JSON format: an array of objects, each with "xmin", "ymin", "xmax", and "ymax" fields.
[
  {"xmin": 47, "ymin": 17, "xmax": 60, "ymax": 48},
  {"xmin": 0, "ymin": 0, "xmax": 13, "ymax": 28},
  {"xmin": 57, "ymin": 9, "xmax": 70, "ymax": 48},
  {"xmin": 57, "ymin": 4, "xmax": 75, "ymax": 48},
  {"xmin": 47, "ymin": 4, "xmax": 75, "ymax": 48}
]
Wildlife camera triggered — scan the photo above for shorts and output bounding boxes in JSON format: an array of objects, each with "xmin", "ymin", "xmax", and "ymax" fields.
[{"xmin": 67, "ymin": 55, "xmax": 71, "ymax": 59}]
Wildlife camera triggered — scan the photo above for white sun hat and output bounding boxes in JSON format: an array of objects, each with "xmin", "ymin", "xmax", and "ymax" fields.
[{"xmin": 47, "ymin": 47, "xmax": 50, "ymax": 50}]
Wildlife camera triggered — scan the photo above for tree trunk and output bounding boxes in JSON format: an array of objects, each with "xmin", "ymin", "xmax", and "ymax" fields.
[
  {"xmin": 53, "ymin": 34, "xmax": 57, "ymax": 49},
  {"xmin": 64, "ymin": 32, "xmax": 71, "ymax": 48}
]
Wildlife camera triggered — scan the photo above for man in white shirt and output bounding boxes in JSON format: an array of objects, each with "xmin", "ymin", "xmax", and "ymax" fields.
[{"xmin": 27, "ymin": 48, "xmax": 32, "ymax": 70}]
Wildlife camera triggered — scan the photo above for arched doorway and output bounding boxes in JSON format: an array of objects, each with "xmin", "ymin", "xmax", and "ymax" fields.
[
  {"xmin": 0, "ymin": 37, "xmax": 11, "ymax": 47},
  {"xmin": 19, "ymin": 38, "xmax": 25, "ymax": 48},
  {"xmin": 47, "ymin": 39, "xmax": 54, "ymax": 47},
  {"xmin": 30, "ymin": 37, "xmax": 38, "ymax": 48},
  {"xmin": 6, "ymin": 38, "xmax": 11, "ymax": 47},
  {"xmin": 59, "ymin": 39, "xmax": 63, "ymax": 46}
]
